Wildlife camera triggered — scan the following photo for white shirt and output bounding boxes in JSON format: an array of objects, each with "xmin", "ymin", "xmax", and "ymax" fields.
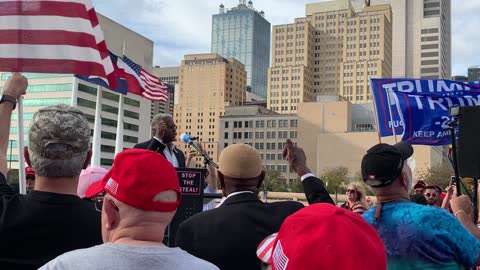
[
  {"xmin": 215, "ymin": 191, "xmax": 254, "ymax": 208},
  {"xmin": 153, "ymin": 137, "xmax": 179, "ymax": 167}
]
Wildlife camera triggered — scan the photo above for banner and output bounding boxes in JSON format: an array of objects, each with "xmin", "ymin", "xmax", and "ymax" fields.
[{"xmin": 371, "ymin": 78, "xmax": 480, "ymax": 145}]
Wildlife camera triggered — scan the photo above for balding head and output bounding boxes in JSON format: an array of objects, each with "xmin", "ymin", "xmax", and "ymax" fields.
[{"xmin": 102, "ymin": 190, "xmax": 178, "ymax": 243}]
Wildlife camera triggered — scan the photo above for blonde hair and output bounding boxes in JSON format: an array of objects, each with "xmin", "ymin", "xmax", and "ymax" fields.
[{"xmin": 348, "ymin": 183, "xmax": 369, "ymax": 209}]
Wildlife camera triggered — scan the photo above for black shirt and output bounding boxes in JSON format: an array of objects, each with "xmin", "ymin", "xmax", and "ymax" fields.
[{"xmin": 0, "ymin": 172, "xmax": 102, "ymax": 270}]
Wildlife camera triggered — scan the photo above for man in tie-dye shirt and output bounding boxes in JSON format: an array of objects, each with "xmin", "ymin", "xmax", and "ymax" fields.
[{"xmin": 361, "ymin": 142, "xmax": 480, "ymax": 270}]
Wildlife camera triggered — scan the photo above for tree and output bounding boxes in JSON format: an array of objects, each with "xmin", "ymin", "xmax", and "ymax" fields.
[
  {"xmin": 321, "ymin": 166, "xmax": 349, "ymax": 194},
  {"xmin": 261, "ymin": 169, "xmax": 289, "ymax": 192},
  {"xmin": 290, "ymin": 178, "xmax": 304, "ymax": 193},
  {"xmin": 417, "ymin": 164, "xmax": 453, "ymax": 188}
]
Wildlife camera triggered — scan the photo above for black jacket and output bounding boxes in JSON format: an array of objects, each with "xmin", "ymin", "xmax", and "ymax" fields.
[
  {"xmin": 134, "ymin": 138, "xmax": 186, "ymax": 167},
  {"xmin": 175, "ymin": 176, "xmax": 333, "ymax": 270}
]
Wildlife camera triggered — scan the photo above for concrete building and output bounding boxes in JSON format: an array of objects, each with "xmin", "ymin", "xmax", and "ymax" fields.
[
  {"xmin": 451, "ymin": 75, "xmax": 468, "ymax": 82},
  {"xmin": 3, "ymin": 14, "xmax": 153, "ymax": 169},
  {"xmin": 352, "ymin": 0, "xmax": 452, "ymax": 79},
  {"xmin": 296, "ymin": 101, "xmax": 447, "ymax": 179},
  {"xmin": 174, "ymin": 54, "xmax": 247, "ymax": 166},
  {"xmin": 268, "ymin": 0, "xmax": 392, "ymax": 114},
  {"xmin": 150, "ymin": 67, "xmax": 179, "ymax": 117},
  {"xmin": 211, "ymin": 0, "xmax": 270, "ymax": 99},
  {"xmin": 468, "ymin": 66, "xmax": 480, "ymax": 82},
  {"xmin": 219, "ymin": 105, "xmax": 298, "ymax": 182}
]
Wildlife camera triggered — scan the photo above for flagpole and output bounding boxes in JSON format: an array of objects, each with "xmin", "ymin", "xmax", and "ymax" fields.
[
  {"xmin": 91, "ymin": 86, "xmax": 102, "ymax": 166},
  {"xmin": 115, "ymin": 95, "xmax": 124, "ymax": 155},
  {"xmin": 385, "ymin": 88, "xmax": 398, "ymax": 143},
  {"xmin": 369, "ymin": 80, "xmax": 382, "ymax": 143},
  {"xmin": 115, "ymin": 41, "xmax": 126, "ymax": 155},
  {"xmin": 71, "ymin": 76, "xmax": 78, "ymax": 107},
  {"xmin": 17, "ymin": 97, "xmax": 26, "ymax": 194}
]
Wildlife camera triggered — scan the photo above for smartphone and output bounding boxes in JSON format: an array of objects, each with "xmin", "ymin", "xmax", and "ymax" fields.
[{"xmin": 450, "ymin": 176, "xmax": 456, "ymax": 186}]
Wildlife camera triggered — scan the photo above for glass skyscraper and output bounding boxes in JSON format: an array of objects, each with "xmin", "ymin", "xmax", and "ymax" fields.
[{"xmin": 211, "ymin": 1, "xmax": 270, "ymax": 99}]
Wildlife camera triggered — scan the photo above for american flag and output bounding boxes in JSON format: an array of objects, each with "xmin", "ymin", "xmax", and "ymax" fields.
[
  {"xmin": 122, "ymin": 55, "xmax": 168, "ymax": 102},
  {"xmin": 0, "ymin": 0, "xmax": 117, "ymax": 88},
  {"xmin": 273, "ymin": 241, "xmax": 289, "ymax": 270},
  {"xmin": 105, "ymin": 178, "xmax": 119, "ymax": 195}
]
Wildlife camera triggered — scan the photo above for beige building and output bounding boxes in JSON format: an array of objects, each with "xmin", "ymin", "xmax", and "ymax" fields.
[
  {"xmin": 219, "ymin": 105, "xmax": 298, "ymax": 182},
  {"xmin": 357, "ymin": 0, "xmax": 452, "ymax": 79},
  {"xmin": 174, "ymin": 54, "xmax": 247, "ymax": 166},
  {"xmin": 297, "ymin": 101, "xmax": 447, "ymax": 179},
  {"xmin": 3, "ymin": 14, "xmax": 153, "ymax": 169},
  {"xmin": 268, "ymin": 0, "xmax": 392, "ymax": 114}
]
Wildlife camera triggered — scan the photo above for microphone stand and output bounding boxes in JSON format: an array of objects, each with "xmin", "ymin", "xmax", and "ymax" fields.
[{"xmin": 188, "ymin": 141, "xmax": 219, "ymax": 169}]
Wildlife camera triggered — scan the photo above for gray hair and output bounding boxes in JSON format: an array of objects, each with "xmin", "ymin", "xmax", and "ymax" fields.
[
  {"xmin": 29, "ymin": 144, "xmax": 88, "ymax": 177},
  {"xmin": 151, "ymin": 113, "xmax": 172, "ymax": 135}
]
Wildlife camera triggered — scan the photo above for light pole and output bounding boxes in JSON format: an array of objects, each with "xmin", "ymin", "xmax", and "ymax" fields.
[{"xmin": 8, "ymin": 139, "xmax": 13, "ymax": 171}]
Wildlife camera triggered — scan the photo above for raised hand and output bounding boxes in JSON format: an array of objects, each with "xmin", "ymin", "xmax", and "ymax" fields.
[{"xmin": 282, "ymin": 139, "xmax": 311, "ymax": 176}]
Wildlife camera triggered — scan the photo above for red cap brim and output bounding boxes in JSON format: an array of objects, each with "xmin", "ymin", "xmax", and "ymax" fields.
[
  {"xmin": 85, "ymin": 180, "xmax": 104, "ymax": 198},
  {"xmin": 84, "ymin": 170, "xmax": 111, "ymax": 198}
]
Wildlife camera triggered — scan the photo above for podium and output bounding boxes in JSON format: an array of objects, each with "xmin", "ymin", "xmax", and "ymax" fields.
[{"xmin": 164, "ymin": 168, "xmax": 206, "ymax": 246}]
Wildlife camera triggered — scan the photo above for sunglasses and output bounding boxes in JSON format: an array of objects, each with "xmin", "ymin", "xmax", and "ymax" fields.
[
  {"xmin": 94, "ymin": 196, "xmax": 119, "ymax": 212},
  {"xmin": 346, "ymin": 189, "xmax": 356, "ymax": 194},
  {"xmin": 425, "ymin": 193, "xmax": 437, "ymax": 198}
]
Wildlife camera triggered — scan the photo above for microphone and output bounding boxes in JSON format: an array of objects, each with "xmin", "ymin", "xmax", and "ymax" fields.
[
  {"xmin": 179, "ymin": 133, "xmax": 219, "ymax": 169},
  {"xmin": 180, "ymin": 134, "xmax": 198, "ymax": 143}
]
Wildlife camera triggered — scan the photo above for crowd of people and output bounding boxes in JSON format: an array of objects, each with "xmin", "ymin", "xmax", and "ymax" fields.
[{"xmin": 1, "ymin": 73, "xmax": 480, "ymax": 269}]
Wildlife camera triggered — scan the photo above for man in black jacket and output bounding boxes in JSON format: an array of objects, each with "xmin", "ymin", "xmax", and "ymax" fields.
[
  {"xmin": 0, "ymin": 73, "xmax": 102, "ymax": 269},
  {"xmin": 175, "ymin": 140, "xmax": 332, "ymax": 270},
  {"xmin": 134, "ymin": 113, "xmax": 185, "ymax": 167}
]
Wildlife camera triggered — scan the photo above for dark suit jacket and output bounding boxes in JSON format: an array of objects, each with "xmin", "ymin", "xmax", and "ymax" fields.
[
  {"xmin": 302, "ymin": 175, "xmax": 335, "ymax": 205},
  {"xmin": 134, "ymin": 138, "xmax": 186, "ymax": 167},
  {"xmin": 175, "ymin": 175, "xmax": 333, "ymax": 270},
  {"xmin": 175, "ymin": 192, "xmax": 303, "ymax": 270}
]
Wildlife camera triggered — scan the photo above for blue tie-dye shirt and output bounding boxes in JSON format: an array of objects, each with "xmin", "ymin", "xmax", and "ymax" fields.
[{"xmin": 363, "ymin": 201, "xmax": 480, "ymax": 270}]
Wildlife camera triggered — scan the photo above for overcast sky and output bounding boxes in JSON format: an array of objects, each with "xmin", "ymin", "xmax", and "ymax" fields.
[{"xmin": 93, "ymin": 0, "xmax": 477, "ymax": 77}]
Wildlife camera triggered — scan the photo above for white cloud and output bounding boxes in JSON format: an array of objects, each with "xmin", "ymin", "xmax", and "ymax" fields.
[{"xmin": 93, "ymin": 0, "xmax": 479, "ymax": 78}]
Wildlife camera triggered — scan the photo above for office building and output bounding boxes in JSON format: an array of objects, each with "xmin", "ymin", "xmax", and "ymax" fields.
[
  {"xmin": 211, "ymin": 0, "xmax": 270, "ymax": 98},
  {"xmin": 468, "ymin": 66, "xmax": 480, "ymax": 81},
  {"xmin": 174, "ymin": 54, "xmax": 247, "ymax": 166},
  {"xmin": 3, "ymin": 14, "xmax": 153, "ymax": 169},
  {"xmin": 219, "ymin": 105, "xmax": 298, "ymax": 182},
  {"xmin": 353, "ymin": 0, "xmax": 452, "ymax": 79},
  {"xmin": 296, "ymin": 100, "xmax": 447, "ymax": 179},
  {"xmin": 268, "ymin": 0, "xmax": 392, "ymax": 113},
  {"xmin": 451, "ymin": 75, "xmax": 468, "ymax": 82}
]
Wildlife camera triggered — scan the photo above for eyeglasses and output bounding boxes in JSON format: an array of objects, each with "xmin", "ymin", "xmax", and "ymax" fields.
[
  {"xmin": 346, "ymin": 189, "xmax": 356, "ymax": 194},
  {"xmin": 94, "ymin": 196, "xmax": 119, "ymax": 212},
  {"xmin": 425, "ymin": 193, "xmax": 437, "ymax": 198}
]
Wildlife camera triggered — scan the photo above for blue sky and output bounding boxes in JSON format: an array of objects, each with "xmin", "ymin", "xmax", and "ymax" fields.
[{"xmin": 93, "ymin": 0, "xmax": 478, "ymax": 77}]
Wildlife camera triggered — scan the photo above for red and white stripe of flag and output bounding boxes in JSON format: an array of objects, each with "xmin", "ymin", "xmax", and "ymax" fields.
[
  {"xmin": 140, "ymin": 68, "xmax": 168, "ymax": 102},
  {"xmin": 0, "ymin": 0, "xmax": 117, "ymax": 88}
]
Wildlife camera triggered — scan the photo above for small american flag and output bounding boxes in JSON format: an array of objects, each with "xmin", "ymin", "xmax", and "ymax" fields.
[
  {"xmin": 0, "ymin": 0, "xmax": 117, "ymax": 88},
  {"xmin": 273, "ymin": 240, "xmax": 289, "ymax": 270},
  {"xmin": 105, "ymin": 178, "xmax": 119, "ymax": 195},
  {"xmin": 122, "ymin": 55, "xmax": 168, "ymax": 102}
]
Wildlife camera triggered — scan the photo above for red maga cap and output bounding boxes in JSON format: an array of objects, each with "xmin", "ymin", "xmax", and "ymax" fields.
[
  {"xmin": 86, "ymin": 149, "xmax": 181, "ymax": 212},
  {"xmin": 25, "ymin": 167, "xmax": 35, "ymax": 176},
  {"xmin": 270, "ymin": 203, "xmax": 386, "ymax": 270}
]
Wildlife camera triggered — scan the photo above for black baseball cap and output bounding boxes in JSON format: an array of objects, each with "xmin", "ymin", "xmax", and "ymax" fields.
[{"xmin": 361, "ymin": 142, "xmax": 414, "ymax": 188}]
